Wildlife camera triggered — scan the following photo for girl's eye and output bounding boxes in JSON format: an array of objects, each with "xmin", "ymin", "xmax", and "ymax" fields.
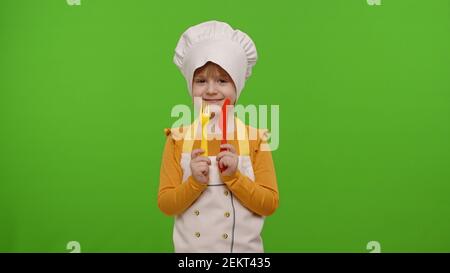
[
  {"xmin": 218, "ymin": 79, "xmax": 228, "ymax": 83},
  {"xmin": 195, "ymin": 79, "xmax": 206, "ymax": 83}
]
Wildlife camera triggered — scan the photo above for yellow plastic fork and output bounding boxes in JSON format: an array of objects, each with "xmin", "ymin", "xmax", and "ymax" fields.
[{"xmin": 200, "ymin": 102, "xmax": 210, "ymax": 156}]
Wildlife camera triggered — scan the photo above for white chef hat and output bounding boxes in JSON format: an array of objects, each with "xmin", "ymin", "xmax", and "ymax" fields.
[{"xmin": 173, "ymin": 20, "xmax": 258, "ymax": 100}]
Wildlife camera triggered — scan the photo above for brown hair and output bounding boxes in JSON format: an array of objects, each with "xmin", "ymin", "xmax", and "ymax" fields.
[{"xmin": 193, "ymin": 61, "xmax": 235, "ymax": 87}]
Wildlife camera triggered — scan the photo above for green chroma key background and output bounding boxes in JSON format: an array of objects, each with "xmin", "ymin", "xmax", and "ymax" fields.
[{"xmin": 1, "ymin": 0, "xmax": 449, "ymax": 252}]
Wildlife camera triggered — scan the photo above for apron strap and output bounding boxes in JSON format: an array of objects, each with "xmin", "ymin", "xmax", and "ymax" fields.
[
  {"xmin": 235, "ymin": 118, "xmax": 250, "ymax": 156},
  {"xmin": 182, "ymin": 119, "xmax": 199, "ymax": 153}
]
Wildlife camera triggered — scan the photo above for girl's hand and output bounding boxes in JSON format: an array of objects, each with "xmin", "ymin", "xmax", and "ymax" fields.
[
  {"xmin": 190, "ymin": 149, "xmax": 211, "ymax": 184},
  {"xmin": 217, "ymin": 144, "xmax": 239, "ymax": 176}
]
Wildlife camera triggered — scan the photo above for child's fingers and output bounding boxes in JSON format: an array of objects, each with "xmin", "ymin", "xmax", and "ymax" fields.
[
  {"xmin": 198, "ymin": 161, "xmax": 210, "ymax": 169},
  {"xmin": 218, "ymin": 154, "xmax": 239, "ymax": 171},
  {"xmin": 192, "ymin": 156, "xmax": 211, "ymax": 165},
  {"xmin": 221, "ymin": 156, "xmax": 233, "ymax": 168},
  {"xmin": 192, "ymin": 161, "xmax": 210, "ymax": 170},
  {"xmin": 218, "ymin": 155, "xmax": 233, "ymax": 168},
  {"xmin": 191, "ymin": 148, "xmax": 205, "ymax": 159},
  {"xmin": 216, "ymin": 151, "xmax": 234, "ymax": 162},
  {"xmin": 198, "ymin": 165, "xmax": 209, "ymax": 175},
  {"xmin": 220, "ymin": 144, "xmax": 237, "ymax": 154}
]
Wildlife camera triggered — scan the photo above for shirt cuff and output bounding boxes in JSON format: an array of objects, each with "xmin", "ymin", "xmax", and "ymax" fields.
[
  {"xmin": 187, "ymin": 175, "xmax": 208, "ymax": 192},
  {"xmin": 220, "ymin": 170, "xmax": 242, "ymax": 184}
]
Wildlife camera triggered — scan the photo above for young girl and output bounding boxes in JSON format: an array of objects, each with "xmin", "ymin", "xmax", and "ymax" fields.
[{"xmin": 158, "ymin": 20, "xmax": 279, "ymax": 253}]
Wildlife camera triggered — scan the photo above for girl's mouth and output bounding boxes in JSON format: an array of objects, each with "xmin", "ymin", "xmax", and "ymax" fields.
[{"xmin": 203, "ymin": 98, "xmax": 224, "ymax": 103}]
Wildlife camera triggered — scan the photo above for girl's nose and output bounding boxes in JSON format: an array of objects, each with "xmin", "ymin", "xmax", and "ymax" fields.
[{"xmin": 206, "ymin": 82, "xmax": 218, "ymax": 94}]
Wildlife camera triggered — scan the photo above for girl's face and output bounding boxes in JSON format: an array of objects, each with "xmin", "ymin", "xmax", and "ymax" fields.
[{"xmin": 192, "ymin": 62, "xmax": 236, "ymax": 106}]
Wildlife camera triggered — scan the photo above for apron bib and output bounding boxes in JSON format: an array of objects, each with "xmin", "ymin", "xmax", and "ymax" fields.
[{"xmin": 173, "ymin": 118, "xmax": 264, "ymax": 253}]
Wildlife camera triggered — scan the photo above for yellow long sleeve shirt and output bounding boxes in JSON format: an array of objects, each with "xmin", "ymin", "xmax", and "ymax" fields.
[{"xmin": 158, "ymin": 125, "xmax": 279, "ymax": 217}]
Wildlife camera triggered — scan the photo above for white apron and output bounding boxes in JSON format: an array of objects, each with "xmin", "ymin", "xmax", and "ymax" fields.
[{"xmin": 173, "ymin": 118, "xmax": 264, "ymax": 253}]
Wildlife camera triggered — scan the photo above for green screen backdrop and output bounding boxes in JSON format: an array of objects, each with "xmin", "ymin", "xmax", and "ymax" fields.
[{"xmin": 1, "ymin": 0, "xmax": 450, "ymax": 252}]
